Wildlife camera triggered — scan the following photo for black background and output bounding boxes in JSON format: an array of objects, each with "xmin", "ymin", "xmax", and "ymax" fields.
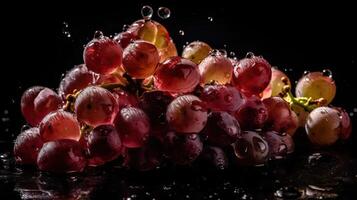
[{"xmin": 1, "ymin": 1, "xmax": 357, "ymax": 199}]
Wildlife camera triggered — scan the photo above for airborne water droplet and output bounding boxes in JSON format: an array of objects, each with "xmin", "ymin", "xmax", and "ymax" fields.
[
  {"xmin": 208, "ymin": 17, "xmax": 213, "ymax": 22},
  {"xmin": 157, "ymin": 7, "xmax": 171, "ymax": 19},
  {"xmin": 179, "ymin": 30, "xmax": 185, "ymax": 36},
  {"xmin": 303, "ymin": 70, "xmax": 310, "ymax": 75},
  {"xmin": 141, "ymin": 5, "xmax": 153, "ymax": 20},
  {"xmin": 62, "ymin": 21, "xmax": 72, "ymax": 38},
  {"xmin": 322, "ymin": 69, "xmax": 333, "ymax": 78}
]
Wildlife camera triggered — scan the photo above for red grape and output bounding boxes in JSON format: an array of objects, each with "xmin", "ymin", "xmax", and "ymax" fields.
[
  {"xmin": 13, "ymin": 127, "xmax": 43, "ymax": 165},
  {"xmin": 233, "ymin": 95, "xmax": 268, "ymax": 130},
  {"xmin": 263, "ymin": 97, "xmax": 299, "ymax": 136},
  {"xmin": 113, "ymin": 31, "xmax": 139, "ymax": 49},
  {"xmin": 37, "ymin": 139, "xmax": 87, "ymax": 173},
  {"xmin": 74, "ymin": 86, "xmax": 118, "ymax": 127},
  {"xmin": 39, "ymin": 110, "xmax": 81, "ymax": 142},
  {"xmin": 198, "ymin": 53, "xmax": 233, "ymax": 85},
  {"xmin": 202, "ymin": 111, "xmax": 241, "ymax": 147},
  {"xmin": 154, "ymin": 56, "xmax": 200, "ymax": 94},
  {"xmin": 166, "ymin": 95, "xmax": 208, "ymax": 133},
  {"xmin": 114, "ymin": 107, "xmax": 150, "ymax": 148},
  {"xmin": 21, "ymin": 86, "xmax": 62, "ymax": 126},
  {"xmin": 261, "ymin": 131, "xmax": 289, "ymax": 160},
  {"xmin": 59, "ymin": 64, "xmax": 97, "ymax": 99},
  {"xmin": 333, "ymin": 107, "xmax": 352, "ymax": 140},
  {"xmin": 232, "ymin": 54, "xmax": 272, "ymax": 96},
  {"xmin": 83, "ymin": 31, "xmax": 123, "ymax": 75},
  {"xmin": 112, "ymin": 88, "xmax": 139, "ymax": 108},
  {"xmin": 200, "ymin": 85, "xmax": 243, "ymax": 112},
  {"xmin": 159, "ymin": 38, "xmax": 178, "ymax": 62},
  {"xmin": 261, "ymin": 68, "xmax": 291, "ymax": 99},
  {"xmin": 164, "ymin": 131, "xmax": 203, "ymax": 165},
  {"xmin": 87, "ymin": 125, "xmax": 122, "ymax": 166},
  {"xmin": 232, "ymin": 131, "xmax": 269, "ymax": 166},
  {"xmin": 122, "ymin": 40, "xmax": 160, "ymax": 79}
]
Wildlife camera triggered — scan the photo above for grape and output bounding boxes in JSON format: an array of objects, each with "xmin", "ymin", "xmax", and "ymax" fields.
[
  {"xmin": 123, "ymin": 137, "xmax": 163, "ymax": 171},
  {"xmin": 263, "ymin": 97, "xmax": 299, "ymax": 136},
  {"xmin": 261, "ymin": 131, "xmax": 289, "ymax": 160},
  {"xmin": 232, "ymin": 54, "xmax": 272, "ymax": 96},
  {"xmin": 261, "ymin": 68, "xmax": 291, "ymax": 99},
  {"xmin": 305, "ymin": 107, "xmax": 342, "ymax": 146},
  {"xmin": 182, "ymin": 41, "xmax": 212, "ymax": 64},
  {"xmin": 164, "ymin": 132, "xmax": 203, "ymax": 165},
  {"xmin": 198, "ymin": 54, "xmax": 233, "ymax": 85},
  {"xmin": 154, "ymin": 56, "xmax": 200, "ymax": 94},
  {"xmin": 280, "ymin": 132, "xmax": 295, "ymax": 154},
  {"xmin": 113, "ymin": 31, "xmax": 139, "ymax": 49},
  {"xmin": 122, "ymin": 40, "xmax": 160, "ymax": 79},
  {"xmin": 199, "ymin": 146, "xmax": 228, "ymax": 170},
  {"xmin": 39, "ymin": 110, "xmax": 81, "ymax": 142},
  {"xmin": 333, "ymin": 107, "xmax": 352, "ymax": 140},
  {"xmin": 21, "ymin": 86, "xmax": 62, "ymax": 126},
  {"xmin": 202, "ymin": 111, "xmax": 241, "ymax": 147},
  {"xmin": 83, "ymin": 31, "xmax": 123, "ymax": 75},
  {"xmin": 232, "ymin": 131, "xmax": 269, "ymax": 166},
  {"xmin": 37, "ymin": 139, "xmax": 86, "ymax": 173},
  {"xmin": 166, "ymin": 95, "xmax": 208, "ymax": 133},
  {"xmin": 295, "ymin": 72, "xmax": 336, "ymax": 105},
  {"xmin": 96, "ymin": 67, "xmax": 127, "ymax": 86},
  {"xmin": 13, "ymin": 127, "xmax": 43, "ymax": 165},
  {"xmin": 58, "ymin": 64, "xmax": 97, "ymax": 99},
  {"xmin": 114, "ymin": 107, "xmax": 150, "ymax": 148},
  {"xmin": 74, "ymin": 86, "xmax": 118, "ymax": 127},
  {"xmin": 233, "ymin": 95, "xmax": 268, "ymax": 130},
  {"xmin": 112, "ymin": 88, "xmax": 139, "ymax": 108},
  {"xmin": 159, "ymin": 38, "xmax": 178, "ymax": 62},
  {"xmin": 200, "ymin": 85, "xmax": 243, "ymax": 112},
  {"xmin": 87, "ymin": 125, "xmax": 122, "ymax": 166},
  {"xmin": 290, "ymin": 104, "xmax": 309, "ymax": 127}
]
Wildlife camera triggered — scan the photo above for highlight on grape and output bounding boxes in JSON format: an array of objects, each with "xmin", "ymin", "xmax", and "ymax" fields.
[{"xmin": 14, "ymin": 6, "xmax": 352, "ymax": 173}]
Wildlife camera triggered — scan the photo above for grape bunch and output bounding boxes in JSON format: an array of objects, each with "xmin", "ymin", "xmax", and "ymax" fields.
[{"xmin": 14, "ymin": 10, "xmax": 352, "ymax": 173}]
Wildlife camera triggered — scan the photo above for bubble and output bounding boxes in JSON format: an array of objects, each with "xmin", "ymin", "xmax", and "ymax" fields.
[
  {"xmin": 229, "ymin": 51, "xmax": 236, "ymax": 57},
  {"xmin": 208, "ymin": 17, "xmax": 214, "ymax": 22},
  {"xmin": 93, "ymin": 31, "xmax": 104, "ymax": 39},
  {"xmin": 141, "ymin": 5, "xmax": 153, "ymax": 20},
  {"xmin": 322, "ymin": 69, "xmax": 333, "ymax": 78},
  {"xmin": 122, "ymin": 24, "xmax": 129, "ymax": 31},
  {"xmin": 179, "ymin": 30, "xmax": 185, "ymax": 36},
  {"xmin": 246, "ymin": 52, "xmax": 255, "ymax": 58},
  {"xmin": 157, "ymin": 7, "xmax": 171, "ymax": 19}
]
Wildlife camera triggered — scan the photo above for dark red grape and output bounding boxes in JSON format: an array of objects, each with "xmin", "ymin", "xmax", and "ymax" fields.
[
  {"xmin": 333, "ymin": 107, "xmax": 352, "ymax": 140},
  {"xmin": 123, "ymin": 137, "xmax": 163, "ymax": 171},
  {"xmin": 58, "ymin": 64, "xmax": 97, "ymax": 99},
  {"xmin": 37, "ymin": 139, "xmax": 87, "ymax": 173},
  {"xmin": 261, "ymin": 131, "xmax": 289, "ymax": 160},
  {"xmin": 263, "ymin": 97, "xmax": 298, "ymax": 136},
  {"xmin": 21, "ymin": 86, "xmax": 62, "ymax": 126},
  {"xmin": 200, "ymin": 146, "xmax": 228, "ymax": 170},
  {"xmin": 232, "ymin": 131, "xmax": 269, "ymax": 166},
  {"xmin": 154, "ymin": 56, "xmax": 200, "ymax": 94},
  {"xmin": 13, "ymin": 127, "xmax": 43, "ymax": 165},
  {"xmin": 113, "ymin": 31, "xmax": 139, "ymax": 49},
  {"xmin": 39, "ymin": 110, "xmax": 81, "ymax": 142},
  {"xmin": 166, "ymin": 95, "xmax": 207, "ymax": 133},
  {"xmin": 164, "ymin": 132, "xmax": 203, "ymax": 165},
  {"xmin": 74, "ymin": 86, "xmax": 119, "ymax": 127},
  {"xmin": 84, "ymin": 31, "xmax": 123, "ymax": 75},
  {"xmin": 112, "ymin": 88, "xmax": 139, "ymax": 108},
  {"xmin": 232, "ymin": 54, "xmax": 272, "ymax": 96},
  {"xmin": 202, "ymin": 111, "xmax": 241, "ymax": 147},
  {"xmin": 122, "ymin": 40, "xmax": 160, "ymax": 79},
  {"xmin": 87, "ymin": 125, "xmax": 122, "ymax": 166},
  {"xmin": 114, "ymin": 107, "xmax": 150, "ymax": 148},
  {"xmin": 233, "ymin": 95, "xmax": 268, "ymax": 130},
  {"xmin": 200, "ymin": 85, "xmax": 243, "ymax": 112}
]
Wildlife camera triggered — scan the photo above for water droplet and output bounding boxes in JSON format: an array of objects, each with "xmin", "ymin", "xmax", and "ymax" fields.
[
  {"xmin": 218, "ymin": 49, "xmax": 227, "ymax": 57},
  {"xmin": 62, "ymin": 22, "xmax": 71, "ymax": 38},
  {"xmin": 353, "ymin": 108, "xmax": 357, "ymax": 112},
  {"xmin": 141, "ymin": 5, "xmax": 153, "ymax": 20},
  {"xmin": 233, "ymin": 139, "xmax": 249, "ymax": 159},
  {"xmin": 157, "ymin": 7, "xmax": 171, "ymax": 19},
  {"xmin": 246, "ymin": 52, "xmax": 255, "ymax": 58},
  {"xmin": 253, "ymin": 137, "xmax": 267, "ymax": 152},
  {"xmin": 122, "ymin": 24, "xmax": 129, "ymax": 31},
  {"xmin": 303, "ymin": 70, "xmax": 310, "ymax": 75},
  {"xmin": 322, "ymin": 69, "xmax": 333, "ymax": 78},
  {"xmin": 21, "ymin": 124, "xmax": 31, "ymax": 132},
  {"xmin": 4, "ymin": 110, "xmax": 8, "ymax": 115},
  {"xmin": 93, "ymin": 31, "xmax": 104, "ymax": 39},
  {"xmin": 278, "ymin": 144, "xmax": 287, "ymax": 154},
  {"xmin": 179, "ymin": 30, "xmax": 185, "ymax": 36},
  {"xmin": 0, "ymin": 152, "xmax": 9, "ymax": 159},
  {"xmin": 229, "ymin": 51, "xmax": 236, "ymax": 57},
  {"xmin": 349, "ymin": 112, "xmax": 354, "ymax": 117},
  {"xmin": 208, "ymin": 17, "xmax": 213, "ymax": 22}
]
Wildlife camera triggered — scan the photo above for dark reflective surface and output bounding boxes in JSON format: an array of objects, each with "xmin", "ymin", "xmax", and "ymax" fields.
[{"xmin": 2, "ymin": 1, "xmax": 357, "ymax": 199}]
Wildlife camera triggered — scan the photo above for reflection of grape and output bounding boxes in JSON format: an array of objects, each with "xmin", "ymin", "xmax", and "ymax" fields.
[
  {"xmin": 182, "ymin": 41, "xmax": 212, "ymax": 64},
  {"xmin": 295, "ymin": 72, "xmax": 336, "ymax": 105}
]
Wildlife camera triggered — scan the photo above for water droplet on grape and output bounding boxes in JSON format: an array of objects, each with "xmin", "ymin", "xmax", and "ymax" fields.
[
  {"xmin": 21, "ymin": 124, "xmax": 31, "ymax": 132},
  {"xmin": 141, "ymin": 5, "xmax": 153, "ymax": 20},
  {"xmin": 208, "ymin": 17, "xmax": 213, "ymax": 22},
  {"xmin": 246, "ymin": 52, "xmax": 255, "ymax": 58},
  {"xmin": 253, "ymin": 137, "xmax": 266, "ymax": 152},
  {"xmin": 157, "ymin": 7, "xmax": 171, "ymax": 19},
  {"xmin": 218, "ymin": 49, "xmax": 227, "ymax": 57},
  {"xmin": 303, "ymin": 70, "xmax": 310, "ymax": 75},
  {"xmin": 179, "ymin": 30, "xmax": 185, "ymax": 36},
  {"xmin": 122, "ymin": 24, "xmax": 129, "ymax": 31},
  {"xmin": 229, "ymin": 51, "xmax": 236, "ymax": 57},
  {"xmin": 93, "ymin": 31, "xmax": 104, "ymax": 39},
  {"xmin": 322, "ymin": 69, "xmax": 333, "ymax": 78}
]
